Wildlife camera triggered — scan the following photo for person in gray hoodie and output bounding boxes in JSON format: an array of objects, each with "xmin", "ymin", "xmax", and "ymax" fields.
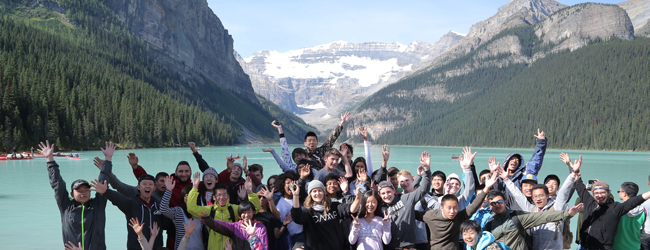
[
  {"xmin": 42, "ymin": 140, "xmax": 110, "ymax": 250},
  {"xmin": 351, "ymin": 151, "xmax": 432, "ymax": 249}
]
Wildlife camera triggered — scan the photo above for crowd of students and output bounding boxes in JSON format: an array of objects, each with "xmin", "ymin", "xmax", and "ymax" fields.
[{"xmin": 47, "ymin": 112, "xmax": 650, "ymax": 250}]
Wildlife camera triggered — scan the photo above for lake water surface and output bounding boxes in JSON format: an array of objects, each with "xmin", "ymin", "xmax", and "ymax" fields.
[{"xmin": 1, "ymin": 144, "xmax": 647, "ymax": 249}]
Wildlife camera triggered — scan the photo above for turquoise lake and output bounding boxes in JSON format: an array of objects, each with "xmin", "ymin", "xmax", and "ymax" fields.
[{"xmin": 1, "ymin": 144, "xmax": 647, "ymax": 249}]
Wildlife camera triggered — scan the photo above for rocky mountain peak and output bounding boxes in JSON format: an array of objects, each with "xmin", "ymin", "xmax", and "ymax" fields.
[
  {"xmin": 103, "ymin": 0, "xmax": 258, "ymax": 103},
  {"xmin": 618, "ymin": 0, "xmax": 650, "ymax": 33}
]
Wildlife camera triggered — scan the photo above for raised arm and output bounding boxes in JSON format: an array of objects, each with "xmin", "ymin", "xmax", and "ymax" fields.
[
  {"xmin": 41, "ymin": 140, "xmax": 70, "ymax": 210},
  {"xmin": 525, "ymin": 129, "xmax": 547, "ymax": 175},
  {"xmin": 407, "ymin": 151, "xmax": 432, "ymax": 205},
  {"xmin": 261, "ymin": 186, "xmax": 280, "ymax": 219},
  {"xmin": 187, "ymin": 172, "xmax": 211, "ymax": 218},
  {"xmin": 500, "ymin": 167, "xmax": 534, "ymax": 212},
  {"xmin": 340, "ymin": 144, "xmax": 354, "ymax": 178},
  {"xmin": 373, "ymin": 145, "xmax": 390, "ymax": 184},
  {"xmin": 265, "ymin": 147, "xmax": 295, "ymax": 172},
  {"xmin": 160, "ymin": 178, "xmax": 180, "ymax": 220},
  {"xmin": 290, "ymin": 181, "xmax": 308, "ymax": 225},
  {"xmin": 458, "ymin": 147, "xmax": 476, "ymax": 206},
  {"xmin": 319, "ymin": 111, "xmax": 350, "ymax": 151},
  {"xmin": 554, "ymin": 172, "xmax": 577, "ymax": 211},
  {"xmin": 464, "ymin": 173, "xmax": 497, "ymax": 218},
  {"xmin": 189, "ymin": 142, "xmax": 210, "ymax": 172},
  {"xmin": 200, "ymin": 213, "xmax": 237, "ymax": 238},
  {"xmin": 127, "ymin": 152, "xmax": 147, "ymax": 180},
  {"xmin": 359, "ymin": 126, "xmax": 374, "ymax": 174},
  {"xmin": 519, "ymin": 204, "xmax": 582, "ymax": 229},
  {"xmin": 98, "ymin": 157, "xmax": 139, "ymax": 197}
]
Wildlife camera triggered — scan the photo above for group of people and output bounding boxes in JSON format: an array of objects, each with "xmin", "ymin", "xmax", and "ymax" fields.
[{"xmin": 47, "ymin": 112, "xmax": 650, "ymax": 250}]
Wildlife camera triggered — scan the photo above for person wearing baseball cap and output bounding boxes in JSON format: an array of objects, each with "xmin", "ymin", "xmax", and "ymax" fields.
[
  {"xmin": 571, "ymin": 155, "xmax": 650, "ymax": 250},
  {"xmin": 41, "ymin": 140, "xmax": 109, "ymax": 250}
]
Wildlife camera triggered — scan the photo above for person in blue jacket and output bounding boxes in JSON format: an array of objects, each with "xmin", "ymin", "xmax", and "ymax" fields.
[{"xmin": 492, "ymin": 129, "xmax": 547, "ymax": 193}]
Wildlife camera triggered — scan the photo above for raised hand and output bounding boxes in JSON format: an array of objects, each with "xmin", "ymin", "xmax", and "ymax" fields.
[
  {"xmin": 64, "ymin": 241, "xmax": 82, "ymax": 250},
  {"xmin": 244, "ymin": 176, "xmax": 253, "ymax": 194},
  {"xmin": 570, "ymin": 155, "xmax": 583, "ymax": 173},
  {"xmin": 188, "ymin": 142, "xmax": 197, "ymax": 153},
  {"xmin": 260, "ymin": 186, "xmax": 274, "ymax": 200},
  {"xmin": 164, "ymin": 175, "xmax": 176, "ymax": 191},
  {"xmin": 93, "ymin": 157, "xmax": 104, "ymax": 170},
  {"xmin": 497, "ymin": 165, "xmax": 508, "ymax": 180},
  {"xmin": 242, "ymin": 219, "xmax": 257, "ymax": 236},
  {"xmin": 420, "ymin": 151, "xmax": 431, "ymax": 170},
  {"xmin": 199, "ymin": 210, "xmax": 210, "ymax": 218},
  {"xmin": 90, "ymin": 179, "xmax": 108, "ymax": 194},
  {"xmin": 569, "ymin": 203, "xmax": 584, "ymax": 217},
  {"xmin": 573, "ymin": 173, "xmax": 581, "ymax": 182},
  {"xmin": 382, "ymin": 210, "xmax": 391, "ymax": 221},
  {"xmin": 262, "ymin": 147, "xmax": 273, "ymax": 153},
  {"xmin": 242, "ymin": 155, "xmax": 249, "ymax": 175},
  {"xmin": 38, "ymin": 140, "xmax": 55, "ymax": 162},
  {"xmin": 355, "ymin": 186, "xmax": 364, "ymax": 197},
  {"xmin": 359, "ymin": 126, "xmax": 368, "ymax": 141},
  {"xmin": 483, "ymin": 172, "xmax": 498, "ymax": 192},
  {"xmin": 150, "ymin": 221, "xmax": 159, "ymax": 239},
  {"xmin": 559, "ymin": 152, "xmax": 571, "ymax": 165},
  {"xmin": 128, "ymin": 217, "xmax": 144, "ymax": 236},
  {"xmin": 534, "ymin": 128, "xmax": 546, "ymax": 140},
  {"xmin": 381, "ymin": 145, "xmax": 390, "ymax": 166},
  {"xmin": 271, "ymin": 120, "xmax": 284, "ymax": 134},
  {"xmin": 340, "ymin": 111, "xmax": 351, "ymax": 126},
  {"xmin": 488, "ymin": 156, "xmax": 499, "ymax": 172},
  {"xmin": 417, "ymin": 165, "xmax": 425, "ymax": 177},
  {"xmin": 100, "ymin": 141, "xmax": 116, "ymax": 161},
  {"xmin": 338, "ymin": 176, "xmax": 349, "ymax": 193},
  {"xmin": 299, "ymin": 164, "xmax": 311, "ymax": 180},
  {"xmin": 352, "ymin": 214, "xmax": 360, "ymax": 226},
  {"xmin": 127, "ymin": 153, "xmax": 139, "ymax": 169},
  {"xmin": 289, "ymin": 181, "xmax": 300, "ymax": 197},
  {"xmin": 192, "ymin": 171, "xmax": 201, "ymax": 189},
  {"xmin": 357, "ymin": 168, "xmax": 369, "ymax": 183},
  {"xmin": 340, "ymin": 144, "xmax": 349, "ymax": 160},
  {"xmin": 184, "ymin": 218, "xmax": 200, "ymax": 236},
  {"xmin": 459, "ymin": 146, "xmax": 476, "ymax": 169},
  {"xmin": 282, "ymin": 213, "xmax": 292, "ymax": 226},
  {"xmin": 238, "ymin": 185, "xmax": 247, "ymax": 200}
]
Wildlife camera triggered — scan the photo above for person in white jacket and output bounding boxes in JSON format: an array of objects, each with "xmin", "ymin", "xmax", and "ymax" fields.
[{"xmin": 501, "ymin": 161, "xmax": 577, "ymax": 250}]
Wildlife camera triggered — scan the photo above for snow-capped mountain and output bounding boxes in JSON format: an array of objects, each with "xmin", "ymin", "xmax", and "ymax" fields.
[{"xmin": 237, "ymin": 31, "xmax": 464, "ymax": 128}]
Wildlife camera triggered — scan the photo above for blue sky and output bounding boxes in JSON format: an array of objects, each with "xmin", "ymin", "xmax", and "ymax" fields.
[{"xmin": 206, "ymin": 0, "xmax": 622, "ymax": 57}]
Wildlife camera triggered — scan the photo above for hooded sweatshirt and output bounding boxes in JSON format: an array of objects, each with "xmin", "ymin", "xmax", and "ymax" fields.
[
  {"xmin": 441, "ymin": 168, "xmax": 475, "ymax": 211},
  {"xmin": 382, "ymin": 169, "xmax": 432, "ymax": 249},
  {"xmin": 575, "ymin": 178, "xmax": 647, "ymax": 249},
  {"xmin": 504, "ymin": 173, "xmax": 574, "ymax": 250},
  {"xmin": 495, "ymin": 138, "xmax": 547, "ymax": 193},
  {"xmin": 291, "ymin": 201, "xmax": 351, "ymax": 250},
  {"xmin": 103, "ymin": 189, "xmax": 163, "ymax": 250},
  {"xmin": 49, "ymin": 161, "xmax": 107, "ymax": 250},
  {"xmin": 465, "ymin": 232, "xmax": 511, "ymax": 250}
]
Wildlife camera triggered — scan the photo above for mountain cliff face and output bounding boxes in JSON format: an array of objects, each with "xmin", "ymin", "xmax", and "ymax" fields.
[
  {"xmin": 352, "ymin": 2, "xmax": 636, "ymax": 141},
  {"xmin": 421, "ymin": 0, "xmax": 566, "ymax": 69},
  {"xmin": 618, "ymin": 0, "xmax": 650, "ymax": 34},
  {"xmin": 239, "ymin": 32, "xmax": 464, "ymax": 130},
  {"xmin": 103, "ymin": 0, "xmax": 258, "ymax": 103}
]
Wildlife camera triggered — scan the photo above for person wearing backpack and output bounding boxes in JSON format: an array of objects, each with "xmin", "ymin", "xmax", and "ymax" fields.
[
  {"xmin": 500, "ymin": 159, "xmax": 577, "ymax": 249},
  {"xmin": 186, "ymin": 172, "xmax": 261, "ymax": 250},
  {"xmin": 483, "ymin": 187, "xmax": 582, "ymax": 250}
]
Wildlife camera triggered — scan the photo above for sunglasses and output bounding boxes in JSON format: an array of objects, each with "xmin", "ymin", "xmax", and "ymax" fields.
[{"xmin": 490, "ymin": 200, "xmax": 505, "ymax": 206}]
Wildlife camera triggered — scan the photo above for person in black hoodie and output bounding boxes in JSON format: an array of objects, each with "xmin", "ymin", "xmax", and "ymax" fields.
[
  {"xmin": 572, "ymin": 155, "xmax": 650, "ymax": 250},
  {"xmin": 290, "ymin": 180, "xmax": 352, "ymax": 250},
  {"xmin": 42, "ymin": 140, "xmax": 108, "ymax": 250},
  {"xmin": 103, "ymin": 172, "xmax": 163, "ymax": 250}
]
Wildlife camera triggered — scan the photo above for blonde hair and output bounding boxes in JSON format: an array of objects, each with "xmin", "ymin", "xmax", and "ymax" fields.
[
  {"xmin": 396, "ymin": 169, "xmax": 413, "ymax": 179},
  {"xmin": 304, "ymin": 192, "xmax": 332, "ymax": 215},
  {"xmin": 324, "ymin": 148, "xmax": 342, "ymax": 159}
]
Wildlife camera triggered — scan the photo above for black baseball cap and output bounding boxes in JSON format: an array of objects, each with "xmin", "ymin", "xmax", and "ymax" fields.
[{"xmin": 71, "ymin": 179, "xmax": 90, "ymax": 190}]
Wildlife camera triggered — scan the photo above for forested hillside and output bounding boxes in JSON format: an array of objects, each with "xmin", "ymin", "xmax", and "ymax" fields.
[
  {"xmin": 0, "ymin": 0, "xmax": 315, "ymax": 150},
  {"xmin": 356, "ymin": 30, "xmax": 650, "ymax": 150}
]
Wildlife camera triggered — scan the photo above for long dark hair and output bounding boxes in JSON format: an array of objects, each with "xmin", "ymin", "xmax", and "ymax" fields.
[
  {"xmin": 358, "ymin": 190, "xmax": 382, "ymax": 218},
  {"xmin": 180, "ymin": 186, "xmax": 193, "ymax": 218}
]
